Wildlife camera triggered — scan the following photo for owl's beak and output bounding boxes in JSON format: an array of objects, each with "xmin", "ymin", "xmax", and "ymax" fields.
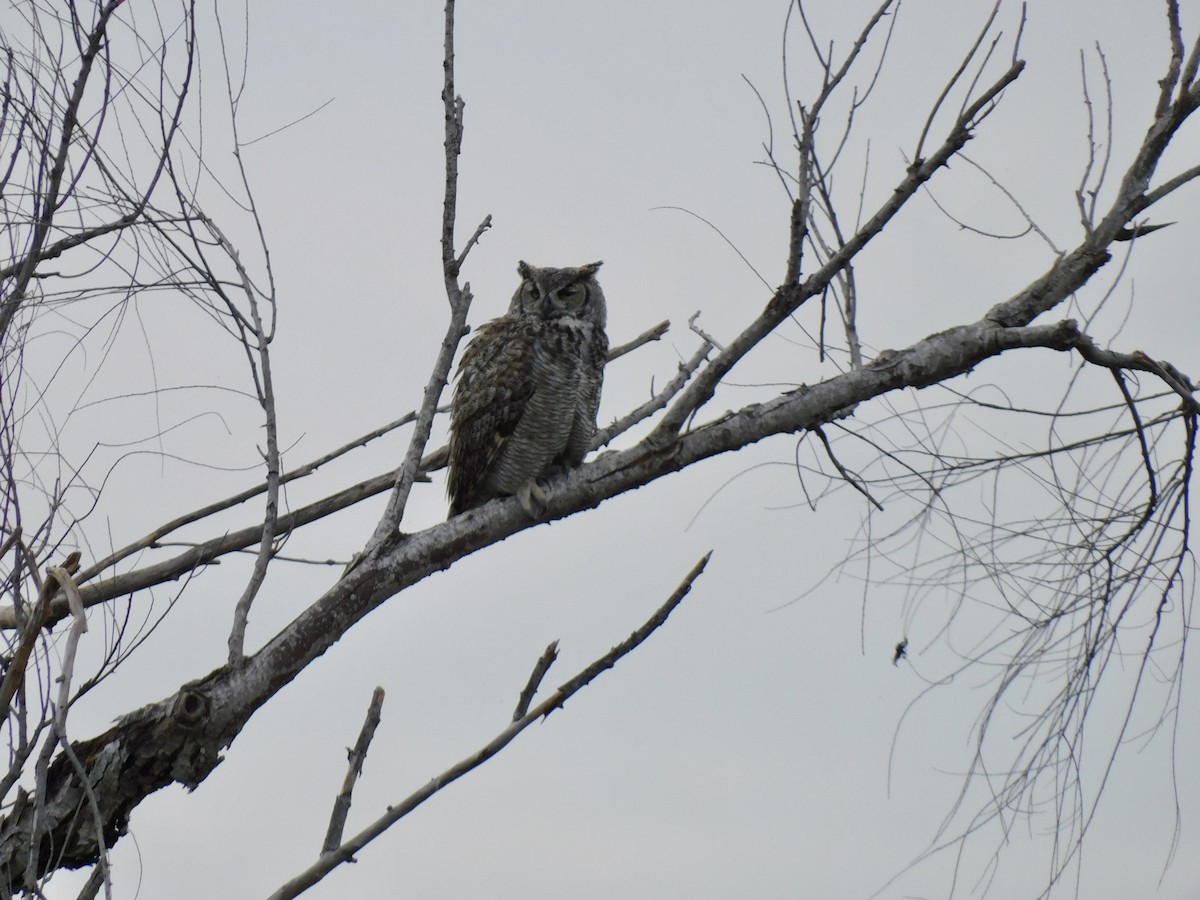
[{"xmin": 541, "ymin": 294, "xmax": 554, "ymax": 318}]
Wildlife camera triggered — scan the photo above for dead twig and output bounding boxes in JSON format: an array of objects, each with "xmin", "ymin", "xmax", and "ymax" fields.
[
  {"xmin": 687, "ymin": 312, "xmax": 724, "ymax": 352},
  {"xmin": 606, "ymin": 319, "xmax": 670, "ymax": 363},
  {"xmin": 321, "ymin": 687, "xmax": 386, "ymax": 854},
  {"xmin": 593, "ymin": 340, "xmax": 714, "ymax": 449},
  {"xmin": 512, "ymin": 642, "xmax": 559, "ymax": 721}
]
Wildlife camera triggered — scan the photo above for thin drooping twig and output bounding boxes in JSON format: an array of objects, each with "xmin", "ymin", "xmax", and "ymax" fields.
[
  {"xmin": 321, "ymin": 687, "xmax": 386, "ymax": 854},
  {"xmin": 811, "ymin": 426, "xmax": 884, "ymax": 511},
  {"xmin": 268, "ymin": 553, "xmax": 711, "ymax": 900},
  {"xmin": 653, "ymin": 206, "xmax": 774, "ymax": 290},
  {"xmin": 513, "ymin": 641, "xmax": 559, "ymax": 721}
]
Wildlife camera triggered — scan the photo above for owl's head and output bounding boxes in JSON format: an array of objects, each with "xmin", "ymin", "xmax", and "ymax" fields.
[{"xmin": 510, "ymin": 260, "xmax": 606, "ymax": 329}]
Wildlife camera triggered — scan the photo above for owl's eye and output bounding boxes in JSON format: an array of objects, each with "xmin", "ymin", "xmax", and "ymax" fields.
[
  {"xmin": 559, "ymin": 284, "xmax": 586, "ymax": 306},
  {"xmin": 527, "ymin": 284, "xmax": 541, "ymax": 301}
]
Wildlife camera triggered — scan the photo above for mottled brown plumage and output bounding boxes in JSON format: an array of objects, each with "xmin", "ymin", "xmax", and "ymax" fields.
[{"xmin": 448, "ymin": 261, "xmax": 608, "ymax": 516}]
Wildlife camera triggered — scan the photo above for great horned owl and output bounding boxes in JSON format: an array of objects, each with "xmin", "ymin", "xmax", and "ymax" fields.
[{"xmin": 447, "ymin": 260, "xmax": 608, "ymax": 517}]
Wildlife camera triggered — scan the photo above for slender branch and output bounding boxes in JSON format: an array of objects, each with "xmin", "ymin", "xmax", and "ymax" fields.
[
  {"xmin": 1071, "ymin": 335, "xmax": 1200, "ymax": 414},
  {"xmin": 687, "ymin": 313, "xmax": 724, "ymax": 352},
  {"xmin": 205, "ymin": 216, "xmax": 281, "ymax": 664},
  {"xmin": 1157, "ymin": 0, "xmax": 1185, "ymax": 118},
  {"xmin": 1135, "ymin": 162, "xmax": 1200, "ymax": 211},
  {"xmin": 455, "ymin": 214, "xmax": 493, "ymax": 272},
  {"xmin": 49, "ymin": 566, "xmax": 87, "ymax": 728},
  {"xmin": 73, "ymin": 865, "xmax": 105, "ymax": 900},
  {"xmin": 268, "ymin": 553, "xmax": 710, "ymax": 900},
  {"xmin": 321, "ymin": 687, "xmax": 385, "ymax": 854},
  {"xmin": 592, "ymin": 340, "xmax": 713, "ymax": 449},
  {"xmin": 440, "ymin": 0, "xmax": 464, "ymax": 281},
  {"xmin": 363, "ymin": 290, "xmax": 472, "ymax": 548},
  {"xmin": 364, "ymin": 0, "xmax": 480, "ymax": 548},
  {"xmin": 76, "ymin": 409, "xmax": 425, "ymax": 585},
  {"xmin": 606, "ymin": 319, "xmax": 670, "ymax": 362}
]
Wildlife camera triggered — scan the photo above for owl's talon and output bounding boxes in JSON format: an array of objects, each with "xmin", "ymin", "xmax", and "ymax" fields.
[{"xmin": 517, "ymin": 479, "xmax": 548, "ymax": 518}]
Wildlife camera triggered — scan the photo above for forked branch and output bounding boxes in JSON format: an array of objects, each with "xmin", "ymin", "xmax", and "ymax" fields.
[{"xmin": 268, "ymin": 553, "xmax": 710, "ymax": 900}]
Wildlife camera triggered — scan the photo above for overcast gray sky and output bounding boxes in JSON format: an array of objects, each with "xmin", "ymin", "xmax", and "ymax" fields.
[{"xmin": 28, "ymin": 1, "xmax": 1200, "ymax": 897}]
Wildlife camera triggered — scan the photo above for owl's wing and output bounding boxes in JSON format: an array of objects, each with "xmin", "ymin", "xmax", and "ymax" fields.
[{"xmin": 447, "ymin": 317, "xmax": 537, "ymax": 514}]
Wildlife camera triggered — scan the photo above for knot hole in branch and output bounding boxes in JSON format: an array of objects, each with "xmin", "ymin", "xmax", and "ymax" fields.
[{"xmin": 171, "ymin": 688, "xmax": 211, "ymax": 729}]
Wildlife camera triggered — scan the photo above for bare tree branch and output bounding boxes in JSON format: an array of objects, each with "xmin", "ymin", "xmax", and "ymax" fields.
[
  {"xmin": 268, "ymin": 553, "xmax": 710, "ymax": 900},
  {"xmin": 606, "ymin": 319, "xmax": 670, "ymax": 362},
  {"xmin": 205, "ymin": 215, "xmax": 280, "ymax": 664},
  {"xmin": 512, "ymin": 641, "xmax": 559, "ymax": 721},
  {"xmin": 321, "ymin": 687, "xmax": 385, "ymax": 855},
  {"xmin": 592, "ymin": 340, "xmax": 713, "ymax": 450},
  {"xmin": 76, "ymin": 408, "xmax": 425, "ymax": 585},
  {"xmin": 364, "ymin": 0, "xmax": 481, "ymax": 550},
  {"xmin": 1, "ymin": 3, "xmax": 1198, "ymax": 895}
]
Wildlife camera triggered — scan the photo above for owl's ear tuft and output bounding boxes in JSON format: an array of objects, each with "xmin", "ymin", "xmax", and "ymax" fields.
[
  {"xmin": 517, "ymin": 260, "xmax": 534, "ymax": 279},
  {"xmin": 580, "ymin": 260, "xmax": 603, "ymax": 276}
]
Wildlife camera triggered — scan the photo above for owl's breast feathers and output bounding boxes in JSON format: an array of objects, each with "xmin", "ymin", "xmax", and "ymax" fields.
[{"xmin": 447, "ymin": 315, "xmax": 606, "ymax": 515}]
